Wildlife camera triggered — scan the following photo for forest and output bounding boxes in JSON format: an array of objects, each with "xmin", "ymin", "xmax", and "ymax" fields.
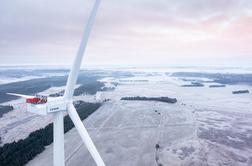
[
  {"xmin": 232, "ymin": 90, "xmax": 250, "ymax": 94},
  {"xmin": 0, "ymin": 105, "xmax": 13, "ymax": 118},
  {"xmin": 50, "ymin": 81, "xmax": 104, "ymax": 97},
  {"xmin": 0, "ymin": 72, "xmax": 104, "ymax": 103},
  {"xmin": 121, "ymin": 96, "xmax": 177, "ymax": 104},
  {"xmin": 181, "ymin": 82, "xmax": 204, "ymax": 87},
  {"xmin": 172, "ymin": 72, "xmax": 252, "ymax": 85}
]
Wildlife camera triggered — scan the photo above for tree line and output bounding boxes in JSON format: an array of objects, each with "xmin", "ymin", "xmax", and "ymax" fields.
[
  {"xmin": 0, "ymin": 105, "xmax": 14, "ymax": 118},
  {"xmin": 121, "ymin": 96, "xmax": 177, "ymax": 104}
]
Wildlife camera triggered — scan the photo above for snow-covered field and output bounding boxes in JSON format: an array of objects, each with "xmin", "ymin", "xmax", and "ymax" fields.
[
  {"xmin": 0, "ymin": 76, "xmax": 42, "ymax": 85},
  {"xmin": 0, "ymin": 68, "xmax": 68, "ymax": 85},
  {"xmin": 26, "ymin": 73, "xmax": 252, "ymax": 166}
]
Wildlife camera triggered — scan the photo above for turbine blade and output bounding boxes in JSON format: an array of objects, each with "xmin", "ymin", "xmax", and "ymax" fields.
[
  {"xmin": 68, "ymin": 103, "xmax": 105, "ymax": 166},
  {"xmin": 64, "ymin": 0, "xmax": 101, "ymax": 100},
  {"xmin": 6, "ymin": 93, "xmax": 34, "ymax": 98}
]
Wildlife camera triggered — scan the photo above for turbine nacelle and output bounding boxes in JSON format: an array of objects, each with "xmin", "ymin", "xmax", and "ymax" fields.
[
  {"xmin": 28, "ymin": 97, "xmax": 67, "ymax": 116},
  {"xmin": 7, "ymin": 93, "xmax": 67, "ymax": 115}
]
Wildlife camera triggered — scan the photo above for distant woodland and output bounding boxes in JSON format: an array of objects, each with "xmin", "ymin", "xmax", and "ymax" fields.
[
  {"xmin": 0, "ymin": 73, "xmax": 104, "ymax": 103},
  {"xmin": 121, "ymin": 96, "xmax": 177, "ymax": 104},
  {"xmin": 49, "ymin": 81, "xmax": 105, "ymax": 97},
  {"xmin": 209, "ymin": 85, "xmax": 226, "ymax": 88},
  {"xmin": 181, "ymin": 82, "xmax": 204, "ymax": 87},
  {"xmin": 232, "ymin": 90, "xmax": 250, "ymax": 94},
  {"xmin": 0, "ymin": 105, "xmax": 14, "ymax": 118},
  {"xmin": 172, "ymin": 72, "xmax": 252, "ymax": 85}
]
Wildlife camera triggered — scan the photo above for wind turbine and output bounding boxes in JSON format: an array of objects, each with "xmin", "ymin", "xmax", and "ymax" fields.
[{"xmin": 7, "ymin": 0, "xmax": 105, "ymax": 166}]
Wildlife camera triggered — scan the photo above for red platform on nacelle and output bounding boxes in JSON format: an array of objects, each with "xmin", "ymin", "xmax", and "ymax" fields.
[{"xmin": 26, "ymin": 98, "xmax": 47, "ymax": 104}]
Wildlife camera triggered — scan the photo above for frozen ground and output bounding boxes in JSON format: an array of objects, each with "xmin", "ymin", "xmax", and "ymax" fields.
[
  {"xmin": 0, "ymin": 67, "xmax": 68, "ymax": 85},
  {"xmin": 0, "ymin": 76, "xmax": 42, "ymax": 85},
  {"xmin": 26, "ymin": 74, "xmax": 252, "ymax": 166}
]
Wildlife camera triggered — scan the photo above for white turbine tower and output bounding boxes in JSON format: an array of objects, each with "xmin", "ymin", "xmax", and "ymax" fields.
[{"xmin": 7, "ymin": 0, "xmax": 105, "ymax": 166}]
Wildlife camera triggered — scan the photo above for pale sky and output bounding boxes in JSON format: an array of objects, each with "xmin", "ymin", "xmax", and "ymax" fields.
[{"xmin": 1, "ymin": 0, "xmax": 252, "ymax": 67}]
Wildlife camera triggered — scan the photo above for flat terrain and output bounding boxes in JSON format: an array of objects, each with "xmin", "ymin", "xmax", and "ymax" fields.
[{"xmin": 26, "ymin": 75, "xmax": 252, "ymax": 166}]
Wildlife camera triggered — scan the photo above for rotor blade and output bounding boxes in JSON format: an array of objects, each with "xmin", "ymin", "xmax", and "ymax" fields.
[
  {"xmin": 68, "ymin": 103, "xmax": 105, "ymax": 166},
  {"xmin": 64, "ymin": 0, "xmax": 101, "ymax": 100},
  {"xmin": 6, "ymin": 93, "xmax": 34, "ymax": 99}
]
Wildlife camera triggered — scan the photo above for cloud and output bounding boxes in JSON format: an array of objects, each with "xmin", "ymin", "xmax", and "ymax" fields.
[{"xmin": 0, "ymin": 0, "xmax": 252, "ymax": 66}]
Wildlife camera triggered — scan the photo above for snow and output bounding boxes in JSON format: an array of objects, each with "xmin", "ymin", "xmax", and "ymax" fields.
[
  {"xmin": 0, "ymin": 76, "xmax": 42, "ymax": 85},
  {"xmin": 26, "ymin": 73, "xmax": 252, "ymax": 166}
]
